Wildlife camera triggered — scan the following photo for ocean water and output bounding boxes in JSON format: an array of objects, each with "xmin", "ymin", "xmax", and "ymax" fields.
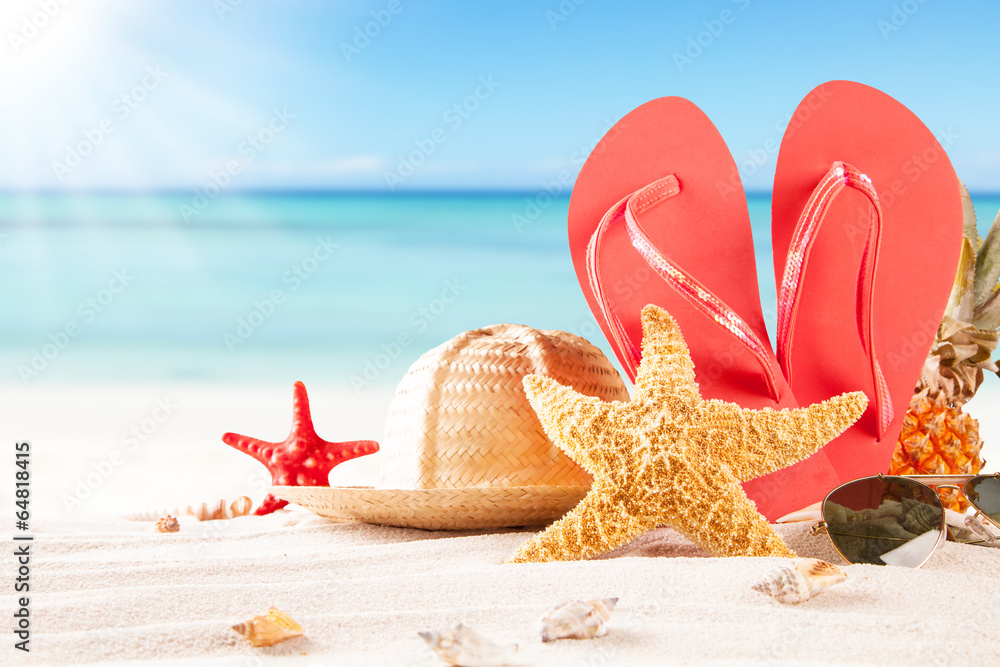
[{"xmin": 3, "ymin": 191, "xmax": 1000, "ymax": 391}]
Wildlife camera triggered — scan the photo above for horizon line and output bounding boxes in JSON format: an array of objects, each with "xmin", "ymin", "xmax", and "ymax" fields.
[{"xmin": 3, "ymin": 188, "xmax": 1000, "ymax": 197}]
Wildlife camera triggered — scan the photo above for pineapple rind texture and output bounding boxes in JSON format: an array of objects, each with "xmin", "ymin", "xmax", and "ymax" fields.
[{"xmin": 892, "ymin": 391, "xmax": 984, "ymax": 511}]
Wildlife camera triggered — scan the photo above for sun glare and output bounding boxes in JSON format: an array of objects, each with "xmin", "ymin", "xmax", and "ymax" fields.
[{"xmin": 0, "ymin": 1, "xmax": 115, "ymax": 82}]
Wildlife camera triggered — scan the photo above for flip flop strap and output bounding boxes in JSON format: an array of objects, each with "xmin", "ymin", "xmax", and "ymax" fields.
[
  {"xmin": 587, "ymin": 193, "xmax": 644, "ymax": 376},
  {"xmin": 776, "ymin": 161, "xmax": 893, "ymax": 440},
  {"xmin": 586, "ymin": 174, "xmax": 781, "ymax": 401}
]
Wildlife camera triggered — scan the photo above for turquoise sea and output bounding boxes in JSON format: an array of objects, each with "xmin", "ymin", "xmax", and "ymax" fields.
[{"xmin": 3, "ymin": 192, "xmax": 1000, "ymax": 391}]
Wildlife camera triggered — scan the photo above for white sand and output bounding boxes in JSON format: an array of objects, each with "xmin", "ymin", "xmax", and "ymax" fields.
[
  {"xmin": 8, "ymin": 512, "xmax": 999, "ymax": 666},
  {"xmin": 0, "ymin": 382, "xmax": 396, "ymax": 521},
  {"xmin": 4, "ymin": 381, "xmax": 999, "ymax": 664}
]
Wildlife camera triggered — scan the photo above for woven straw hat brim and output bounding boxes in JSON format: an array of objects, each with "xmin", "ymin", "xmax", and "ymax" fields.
[{"xmin": 272, "ymin": 485, "xmax": 589, "ymax": 530}]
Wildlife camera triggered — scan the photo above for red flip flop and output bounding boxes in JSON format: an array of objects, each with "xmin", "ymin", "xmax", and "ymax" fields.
[
  {"xmin": 771, "ymin": 81, "xmax": 964, "ymax": 485},
  {"xmin": 569, "ymin": 97, "xmax": 840, "ymax": 520}
]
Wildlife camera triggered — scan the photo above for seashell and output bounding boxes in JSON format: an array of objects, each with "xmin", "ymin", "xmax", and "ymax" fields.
[
  {"xmin": 231, "ymin": 606, "xmax": 303, "ymax": 647},
  {"xmin": 540, "ymin": 598, "xmax": 617, "ymax": 642},
  {"xmin": 752, "ymin": 558, "xmax": 847, "ymax": 604},
  {"xmin": 155, "ymin": 515, "xmax": 179, "ymax": 533},
  {"xmin": 418, "ymin": 623, "xmax": 516, "ymax": 667},
  {"xmin": 900, "ymin": 497, "xmax": 943, "ymax": 535},
  {"xmin": 125, "ymin": 496, "xmax": 254, "ymax": 522}
]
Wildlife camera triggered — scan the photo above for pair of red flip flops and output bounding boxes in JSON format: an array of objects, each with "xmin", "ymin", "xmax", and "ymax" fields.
[{"xmin": 570, "ymin": 81, "xmax": 964, "ymax": 521}]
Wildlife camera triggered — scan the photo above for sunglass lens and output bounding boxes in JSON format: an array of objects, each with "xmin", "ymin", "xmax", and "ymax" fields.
[
  {"xmin": 966, "ymin": 476, "xmax": 1000, "ymax": 523},
  {"xmin": 822, "ymin": 477, "xmax": 943, "ymax": 567}
]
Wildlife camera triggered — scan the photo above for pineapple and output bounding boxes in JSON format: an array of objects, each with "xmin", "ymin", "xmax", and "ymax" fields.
[{"xmin": 891, "ymin": 185, "xmax": 1000, "ymax": 510}]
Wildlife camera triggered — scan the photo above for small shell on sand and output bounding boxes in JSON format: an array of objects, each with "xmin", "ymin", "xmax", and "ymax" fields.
[
  {"xmin": 232, "ymin": 607, "xmax": 303, "ymax": 647},
  {"xmin": 126, "ymin": 496, "xmax": 254, "ymax": 522},
  {"xmin": 155, "ymin": 515, "xmax": 179, "ymax": 533},
  {"xmin": 540, "ymin": 598, "xmax": 617, "ymax": 642},
  {"xmin": 752, "ymin": 558, "xmax": 847, "ymax": 604},
  {"xmin": 418, "ymin": 623, "xmax": 516, "ymax": 667}
]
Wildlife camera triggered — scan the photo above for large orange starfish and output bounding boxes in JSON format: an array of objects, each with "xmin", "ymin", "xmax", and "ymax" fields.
[
  {"xmin": 223, "ymin": 381, "xmax": 379, "ymax": 515},
  {"xmin": 508, "ymin": 305, "xmax": 867, "ymax": 562}
]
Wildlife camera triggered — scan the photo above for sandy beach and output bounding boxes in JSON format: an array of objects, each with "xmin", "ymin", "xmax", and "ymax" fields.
[
  {"xmin": 6, "ymin": 381, "xmax": 999, "ymax": 664},
  {"xmin": 1, "ymin": 382, "xmax": 395, "ymax": 521},
  {"xmin": 9, "ymin": 512, "xmax": 999, "ymax": 666}
]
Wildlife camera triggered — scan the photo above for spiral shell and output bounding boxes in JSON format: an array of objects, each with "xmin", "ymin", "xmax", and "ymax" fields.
[
  {"xmin": 231, "ymin": 607, "xmax": 303, "ymax": 647},
  {"xmin": 155, "ymin": 515, "xmax": 179, "ymax": 533},
  {"xmin": 418, "ymin": 623, "xmax": 516, "ymax": 667},
  {"xmin": 125, "ymin": 496, "xmax": 253, "ymax": 522},
  {"xmin": 751, "ymin": 558, "xmax": 846, "ymax": 604},
  {"xmin": 540, "ymin": 598, "xmax": 617, "ymax": 642}
]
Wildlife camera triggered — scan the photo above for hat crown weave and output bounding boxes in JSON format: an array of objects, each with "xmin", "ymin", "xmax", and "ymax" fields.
[{"xmin": 379, "ymin": 324, "xmax": 628, "ymax": 489}]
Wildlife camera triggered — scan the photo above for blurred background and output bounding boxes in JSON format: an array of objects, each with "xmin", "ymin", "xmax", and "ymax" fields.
[{"xmin": 2, "ymin": 0, "xmax": 998, "ymax": 518}]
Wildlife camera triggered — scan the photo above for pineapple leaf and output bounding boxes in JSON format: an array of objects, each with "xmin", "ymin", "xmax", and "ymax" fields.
[
  {"xmin": 972, "ymin": 286, "xmax": 1000, "ymax": 330},
  {"xmin": 946, "ymin": 238, "xmax": 977, "ymax": 322},
  {"xmin": 973, "ymin": 205, "xmax": 1000, "ymax": 308},
  {"xmin": 960, "ymin": 183, "xmax": 980, "ymax": 246}
]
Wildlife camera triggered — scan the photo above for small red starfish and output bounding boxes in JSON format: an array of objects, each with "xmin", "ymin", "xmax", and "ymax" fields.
[{"xmin": 222, "ymin": 381, "xmax": 379, "ymax": 515}]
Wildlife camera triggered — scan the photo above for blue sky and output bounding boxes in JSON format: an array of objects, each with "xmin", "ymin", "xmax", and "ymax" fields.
[{"xmin": 2, "ymin": 0, "xmax": 999, "ymax": 191}]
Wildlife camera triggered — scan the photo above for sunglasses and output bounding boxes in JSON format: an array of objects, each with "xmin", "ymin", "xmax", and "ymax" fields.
[{"xmin": 812, "ymin": 473, "xmax": 1000, "ymax": 568}]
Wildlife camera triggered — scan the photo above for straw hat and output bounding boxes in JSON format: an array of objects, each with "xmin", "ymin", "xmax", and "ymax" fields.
[{"xmin": 274, "ymin": 323, "xmax": 628, "ymax": 529}]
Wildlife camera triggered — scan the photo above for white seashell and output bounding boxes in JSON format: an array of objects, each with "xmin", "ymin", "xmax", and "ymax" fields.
[
  {"xmin": 418, "ymin": 623, "xmax": 516, "ymax": 667},
  {"xmin": 125, "ymin": 496, "xmax": 254, "ymax": 521},
  {"xmin": 232, "ymin": 606, "xmax": 303, "ymax": 647},
  {"xmin": 540, "ymin": 598, "xmax": 617, "ymax": 642},
  {"xmin": 752, "ymin": 558, "xmax": 847, "ymax": 604}
]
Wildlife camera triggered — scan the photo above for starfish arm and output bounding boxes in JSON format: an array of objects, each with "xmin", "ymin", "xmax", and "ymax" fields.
[
  {"xmin": 222, "ymin": 432, "xmax": 277, "ymax": 468},
  {"xmin": 523, "ymin": 374, "xmax": 616, "ymax": 474},
  {"xmin": 662, "ymin": 453, "xmax": 796, "ymax": 558},
  {"xmin": 506, "ymin": 481, "xmax": 659, "ymax": 563},
  {"xmin": 328, "ymin": 440, "xmax": 380, "ymax": 463},
  {"xmin": 290, "ymin": 381, "xmax": 317, "ymax": 438},
  {"xmin": 692, "ymin": 391, "xmax": 868, "ymax": 482},
  {"xmin": 633, "ymin": 305, "xmax": 701, "ymax": 408},
  {"xmin": 254, "ymin": 494, "xmax": 289, "ymax": 516}
]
